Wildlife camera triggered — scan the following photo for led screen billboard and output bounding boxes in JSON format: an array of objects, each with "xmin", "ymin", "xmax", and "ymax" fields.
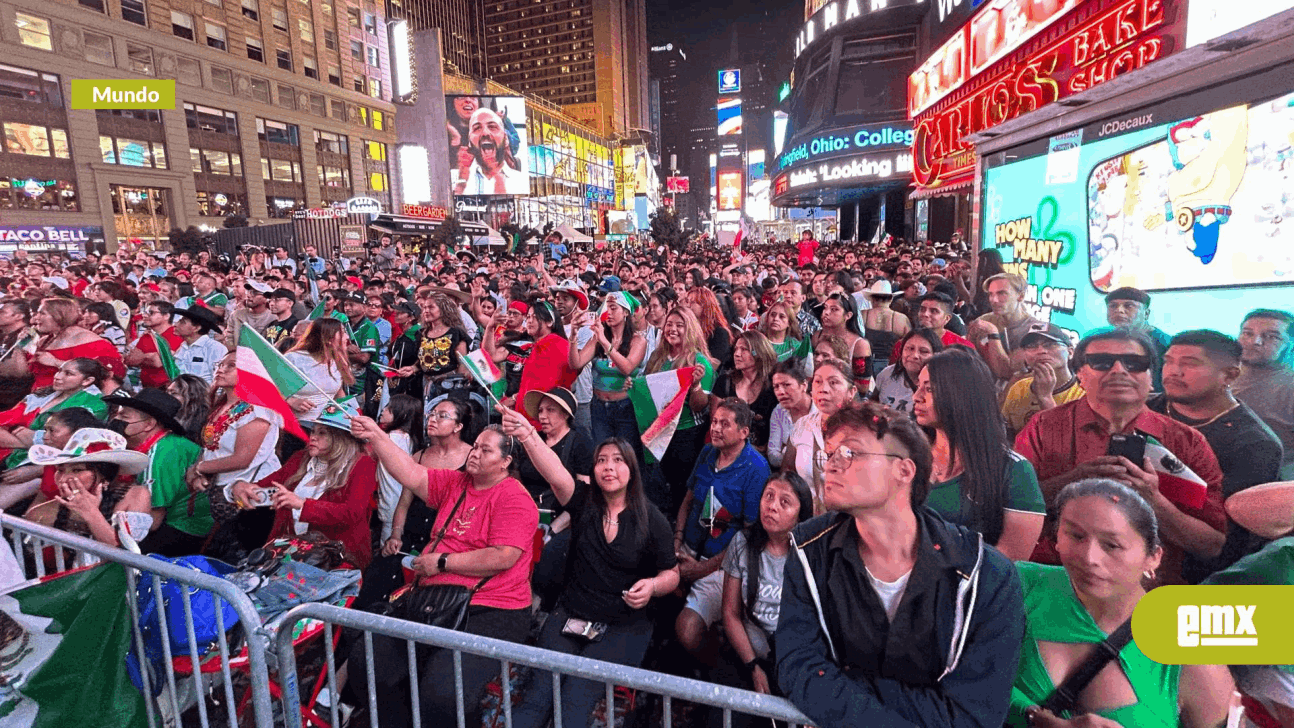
[
  {"xmin": 717, "ymin": 98, "xmax": 743, "ymax": 136},
  {"xmin": 445, "ymin": 95, "xmax": 530, "ymax": 196}
]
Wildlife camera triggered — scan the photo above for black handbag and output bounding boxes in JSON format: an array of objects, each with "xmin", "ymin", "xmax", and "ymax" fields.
[{"xmin": 375, "ymin": 485, "xmax": 492, "ymax": 632}]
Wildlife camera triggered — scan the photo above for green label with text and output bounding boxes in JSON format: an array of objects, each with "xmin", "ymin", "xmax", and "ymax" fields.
[
  {"xmin": 70, "ymin": 79, "xmax": 176, "ymax": 109},
  {"xmin": 1132, "ymin": 585, "xmax": 1294, "ymax": 664}
]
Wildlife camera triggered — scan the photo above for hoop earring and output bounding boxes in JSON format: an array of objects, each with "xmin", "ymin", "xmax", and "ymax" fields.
[{"xmin": 1143, "ymin": 569, "xmax": 1156, "ymax": 581}]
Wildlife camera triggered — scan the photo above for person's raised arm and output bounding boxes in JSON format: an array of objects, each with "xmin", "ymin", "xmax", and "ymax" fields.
[
  {"xmin": 351, "ymin": 415, "xmax": 427, "ymax": 501},
  {"xmin": 497, "ymin": 402, "xmax": 576, "ymax": 504},
  {"xmin": 568, "ymin": 312, "xmax": 598, "ymax": 370}
]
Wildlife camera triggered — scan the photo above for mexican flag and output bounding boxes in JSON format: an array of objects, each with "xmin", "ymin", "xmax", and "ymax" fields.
[
  {"xmin": 1145, "ymin": 434, "xmax": 1209, "ymax": 510},
  {"xmin": 151, "ymin": 331, "xmax": 180, "ymax": 380},
  {"xmin": 235, "ymin": 323, "xmax": 309, "ymax": 440},
  {"xmin": 462, "ymin": 347, "xmax": 506, "ymax": 401},
  {"xmin": 0, "ymin": 563, "xmax": 150, "ymax": 727},
  {"xmin": 628, "ymin": 367, "xmax": 697, "ymax": 462},
  {"xmin": 793, "ymin": 335, "xmax": 815, "ymax": 374},
  {"xmin": 701, "ymin": 488, "xmax": 734, "ymax": 539}
]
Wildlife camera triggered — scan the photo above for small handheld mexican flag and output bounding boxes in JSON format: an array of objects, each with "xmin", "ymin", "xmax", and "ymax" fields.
[
  {"xmin": 462, "ymin": 347, "xmax": 506, "ymax": 403},
  {"xmin": 235, "ymin": 323, "xmax": 310, "ymax": 440},
  {"xmin": 151, "ymin": 330, "xmax": 180, "ymax": 379},
  {"xmin": 1144, "ymin": 434, "xmax": 1209, "ymax": 510},
  {"xmin": 700, "ymin": 488, "xmax": 733, "ymax": 539},
  {"xmin": 628, "ymin": 367, "xmax": 697, "ymax": 463}
]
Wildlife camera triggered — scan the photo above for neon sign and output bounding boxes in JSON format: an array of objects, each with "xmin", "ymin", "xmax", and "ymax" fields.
[
  {"xmin": 777, "ymin": 124, "xmax": 914, "ymax": 172},
  {"xmin": 912, "ymin": 0, "xmax": 1184, "ymax": 191},
  {"xmin": 401, "ymin": 203, "xmax": 447, "ymax": 220},
  {"xmin": 794, "ymin": 0, "xmax": 921, "ymax": 59}
]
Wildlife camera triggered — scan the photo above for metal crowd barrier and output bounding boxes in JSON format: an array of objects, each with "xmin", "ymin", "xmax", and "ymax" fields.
[
  {"xmin": 0, "ymin": 514, "xmax": 277, "ymax": 728},
  {"xmin": 274, "ymin": 603, "xmax": 815, "ymax": 728}
]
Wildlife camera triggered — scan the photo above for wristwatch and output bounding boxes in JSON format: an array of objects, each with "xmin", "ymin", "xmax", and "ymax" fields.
[{"xmin": 437, "ymin": 553, "xmax": 449, "ymax": 572}]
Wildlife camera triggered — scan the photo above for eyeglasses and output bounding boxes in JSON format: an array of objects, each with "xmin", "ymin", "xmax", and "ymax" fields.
[
  {"xmin": 1082, "ymin": 353, "xmax": 1154, "ymax": 373},
  {"xmin": 815, "ymin": 445, "xmax": 902, "ymax": 470},
  {"xmin": 428, "ymin": 411, "xmax": 458, "ymax": 421}
]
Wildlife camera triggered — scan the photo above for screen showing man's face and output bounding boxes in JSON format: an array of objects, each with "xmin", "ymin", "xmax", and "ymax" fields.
[{"xmin": 469, "ymin": 108, "xmax": 508, "ymax": 173}]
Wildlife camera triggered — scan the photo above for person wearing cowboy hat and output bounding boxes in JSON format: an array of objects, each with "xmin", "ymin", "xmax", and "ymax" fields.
[
  {"xmin": 860, "ymin": 279, "xmax": 911, "ymax": 376},
  {"xmin": 228, "ymin": 397, "xmax": 379, "ymax": 567},
  {"xmin": 172, "ymin": 306, "xmax": 229, "ymax": 384},
  {"xmin": 26, "ymin": 427, "xmax": 153, "ymax": 547},
  {"xmin": 516, "ymin": 386, "xmax": 593, "ymax": 504},
  {"xmin": 103, "ymin": 388, "xmax": 210, "ymax": 556}
]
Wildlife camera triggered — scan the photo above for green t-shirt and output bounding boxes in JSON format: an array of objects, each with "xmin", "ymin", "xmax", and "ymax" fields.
[
  {"xmin": 924, "ymin": 451, "xmax": 1045, "ymax": 527},
  {"xmin": 660, "ymin": 353, "xmax": 714, "ymax": 430},
  {"xmin": 141, "ymin": 433, "xmax": 209, "ymax": 537},
  {"xmin": 350, "ymin": 319, "xmax": 381, "ymax": 355}
]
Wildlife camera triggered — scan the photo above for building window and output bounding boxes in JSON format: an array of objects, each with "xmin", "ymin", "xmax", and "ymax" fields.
[
  {"xmin": 196, "ymin": 190, "xmax": 248, "ymax": 216},
  {"xmin": 15, "ymin": 13, "xmax": 52, "ymax": 51},
  {"xmin": 272, "ymin": 7, "xmax": 288, "ymax": 31},
  {"xmin": 242, "ymin": 0, "xmax": 260, "ymax": 21},
  {"xmin": 367, "ymin": 171, "xmax": 388, "ymax": 191},
  {"xmin": 177, "ymin": 56, "xmax": 202, "ymax": 86},
  {"xmin": 0, "ymin": 178, "xmax": 79, "ymax": 212},
  {"xmin": 324, "ymin": 30, "xmax": 338, "ymax": 50},
  {"xmin": 210, "ymin": 66, "xmax": 234, "ymax": 93},
  {"xmin": 315, "ymin": 129, "xmax": 347, "ymax": 155},
  {"xmin": 362, "ymin": 11, "xmax": 377, "ymax": 33},
  {"xmin": 0, "ymin": 64, "xmax": 63, "ymax": 107},
  {"xmin": 368, "ymin": 77, "xmax": 381, "ymax": 99},
  {"xmin": 83, "ymin": 31, "xmax": 115, "ymax": 66},
  {"xmin": 261, "ymin": 157, "xmax": 302, "ymax": 182},
  {"xmin": 205, "ymin": 0, "xmax": 222, "ymax": 6},
  {"xmin": 350, "ymin": 40, "xmax": 363, "ymax": 61},
  {"xmin": 207, "ymin": 23, "xmax": 228, "ymax": 50},
  {"xmin": 347, "ymin": 8, "xmax": 359, "ymax": 27},
  {"xmin": 321, "ymin": 1, "xmax": 332, "ymax": 14},
  {"xmin": 309, "ymin": 93, "xmax": 326, "ymax": 116},
  {"xmin": 298, "ymin": 18, "xmax": 313, "ymax": 42},
  {"xmin": 352, "ymin": 75, "xmax": 364, "ymax": 93},
  {"xmin": 370, "ymin": 109, "xmax": 384, "ymax": 131},
  {"xmin": 276, "ymin": 48, "xmax": 292, "ymax": 71},
  {"xmin": 318, "ymin": 164, "xmax": 350, "ymax": 191},
  {"xmin": 191, "ymin": 147, "xmax": 242, "ymax": 175},
  {"xmin": 367, "ymin": 45, "xmax": 379, "ymax": 66},
  {"xmin": 277, "ymin": 83, "xmax": 295, "ymax": 109},
  {"xmin": 171, "ymin": 11, "xmax": 195, "ymax": 40},
  {"xmin": 256, "ymin": 117, "xmax": 300, "ymax": 146},
  {"xmin": 120, "ymin": 0, "xmax": 147, "ymax": 25},
  {"xmin": 363, "ymin": 140, "xmax": 386, "ymax": 161},
  {"xmin": 304, "ymin": 57, "xmax": 318, "ymax": 79},
  {"xmin": 2, "ymin": 123, "xmax": 69, "ymax": 158},
  {"xmin": 330, "ymin": 98, "xmax": 346, "ymax": 121},
  {"xmin": 127, "ymin": 44, "xmax": 154, "ymax": 75},
  {"xmin": 327, "ymin": 65, "xmax": 341, "ymax": 86},
  {"xmin": 100, "ymin": 135, "xmax": 167, "ymax": 168},
  {"xmin": 248, "ymin": 76, "xmax": 271, "ymax": 103},
  {"xmin": 266, "ymin": 196, "xmax": 303, "ymax": 218},
  {"xmin": 101, "ymin": 107, "xmax": 161, "ymax": 122},
  {"xmin": 247, "ymin": 37, "xmax": 265, "ymax": 63},
  {"xmin": 184, "ymin": 103, "xmax": 239, "ymax": 134},
  {"xmin": 80, "ymin": 0, "xmax": 106, "ymax": 13}
]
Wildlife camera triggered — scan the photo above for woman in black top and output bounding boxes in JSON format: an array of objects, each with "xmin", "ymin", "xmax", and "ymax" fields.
[
  {"xmin": 502, "ymin": 405, "xmax": 679, "ymax": 728},
  {"xmin": 711, "ymin": 330, "xmax": 780, "ymax": 453},
  {"xmin": 515, "ymin": 387, "xmax": 593, "ymax": 506}
]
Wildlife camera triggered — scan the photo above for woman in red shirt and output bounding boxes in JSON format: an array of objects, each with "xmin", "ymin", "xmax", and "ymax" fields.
[
  {"xmin": 26, "ymin": 298, "xmax": 122, "ymax": 390},
  {"xmin": 514, "ymin": 300, "xmax": 576, "ymax": 424}
]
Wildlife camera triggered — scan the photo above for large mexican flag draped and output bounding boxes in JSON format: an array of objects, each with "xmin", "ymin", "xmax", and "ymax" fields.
[
  {"xmin": 0, "ymin": 563, "xmax": 149, "ymax": 727},
  {"xmin": 628, "ymin": 368, "xmax": 697, "ymax": 463}
]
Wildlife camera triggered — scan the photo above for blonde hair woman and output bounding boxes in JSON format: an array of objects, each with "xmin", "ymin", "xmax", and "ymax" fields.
[
  {"xmin": 758, "ymin": 301, "xmax": 804, "ymax": 362},
  {"xmin": 643, "ymin": 306, "xmax": 714, "ymax": 514}
]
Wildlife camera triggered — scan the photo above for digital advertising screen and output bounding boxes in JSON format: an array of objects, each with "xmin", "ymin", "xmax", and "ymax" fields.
[
  {"xmin": 981, "ymin": 84, "xmax": 1294, "ymax": 336},
  {"xmin": 445, "ymin": 95, "xmax": 530, "ymax": 196},
  {"xmin": 717, "ymin": 98, "xmax": 743, "ymax": 136}
]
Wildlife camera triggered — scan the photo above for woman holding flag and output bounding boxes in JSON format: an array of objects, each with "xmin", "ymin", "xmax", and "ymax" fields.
[
  {"xmin": 568, "ymin": 291, "xmax": 647, "ymax": 461},
  {"xmin": 513, "ymin": 300, "xmax": 576, "ymax": 424},
  {"xmin": 283, "ymin": 318, "xmax": 352, "ymax": 421}
]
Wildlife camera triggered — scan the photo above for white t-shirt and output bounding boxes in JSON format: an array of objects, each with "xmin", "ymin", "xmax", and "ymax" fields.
[
  {"xmin": 210, "ymin": 403, "xmax": 282, "ymax": 490},
  {"xmin": 292, "ymin": 459, "xmax": 328, "ymax": 535},
  {"xmin": 866, "ymin": 566, "xmax": 912, "ymax": 622},
  {"xmin": 376, "ymin": 430, "xmax": 413, "ymax": 541},
  {"xmin": 284, "ymin": 351, "xmax": 345, "ymax": 421},
  {"xmin": 874, "ymin": 364, "xmax": 917, "ymax": 415},
  {"xmin": 721, "ymin": 531, "xmax": 787, "ymax": 659},
  {"xmin": 788, "ymin": 410, "xmax": 825, "ymax": 511}
]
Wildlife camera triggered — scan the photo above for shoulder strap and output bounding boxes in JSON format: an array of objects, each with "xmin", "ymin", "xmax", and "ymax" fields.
[
  {"xmin": 428, "ymin": 484, "xmax": 469, "ymax": 553},
  {"xmin": 1038, "ymin": 618, "xmax": 1134, "ymax": 716}
]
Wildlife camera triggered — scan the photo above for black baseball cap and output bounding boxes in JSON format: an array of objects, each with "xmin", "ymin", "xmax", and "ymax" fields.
[{"xmin": 269, "ymin": 288, "xmax": 296, "ymax": 302}]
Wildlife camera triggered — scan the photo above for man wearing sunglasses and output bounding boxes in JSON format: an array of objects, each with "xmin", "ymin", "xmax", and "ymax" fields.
[
  {"xmin": 777, "ymin": 402, "xmax": 1024, "ymax": 728},
  {"xmin": 1015, "ymin": 329, "xmax": 1225, "ymax": 585}
]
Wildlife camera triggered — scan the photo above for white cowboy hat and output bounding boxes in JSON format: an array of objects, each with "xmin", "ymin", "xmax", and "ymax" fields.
[{"xmin": 28, "ymin": 428, "xmax": 148, "ymax": 475}]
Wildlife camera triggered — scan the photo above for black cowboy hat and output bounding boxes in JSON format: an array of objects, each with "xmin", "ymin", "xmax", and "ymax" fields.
[
  {"xmin": 174, "ymin": 306, "xmax": 224, "ymax": 334},
  {"xmin": 102, "ymin": 388, "xmax": 187, "ymax": 436}
]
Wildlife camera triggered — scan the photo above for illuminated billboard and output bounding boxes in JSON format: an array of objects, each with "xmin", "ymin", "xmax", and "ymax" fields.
[
  {"xmin": 717, "ymin": 97, "xmax": 743, "ymax": 136},
  {"xmin": 718, "ymin": 69, "xmax": 741, "ymax": 94},
  {"xmin": 980, "ymin": 87, "xmax": 1294, "ymax": 337},
  {"xmin": 445, "ymin": 95, "xmax": 530, "ymax": 196},
  {"xmin": 717, "ymin": 171, "xmax": 743, "ymax": 211}
]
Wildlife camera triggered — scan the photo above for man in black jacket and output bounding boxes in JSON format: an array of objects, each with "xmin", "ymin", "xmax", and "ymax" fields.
[{"xmin": 777, "ymin": 402, "xmax": 1025, "ymax": 727}]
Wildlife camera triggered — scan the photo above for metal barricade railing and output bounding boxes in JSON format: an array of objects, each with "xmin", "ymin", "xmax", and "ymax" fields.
[
  {"xmin": 274, "ymin": 603, "xmax": 815, "ymax": 728},
  {"xmin": 0, "ymin": 514, "xmax": 276, "ymax": 728}
]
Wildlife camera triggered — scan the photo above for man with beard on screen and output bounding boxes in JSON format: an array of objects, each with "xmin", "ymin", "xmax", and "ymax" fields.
[{"xmin": 455, "ymin": 105, "xmax": 523, "ymax": 195}]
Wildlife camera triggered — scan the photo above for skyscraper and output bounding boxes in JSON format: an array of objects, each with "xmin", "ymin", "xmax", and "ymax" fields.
[
  {"xmin": 649, "ymin": 42, "xmax": 686, "ymax": 172},
  {"xmin": 384, "ymin": 0, "xmax": 486, "ymax": 78},
  {"xmin": 482, "ymin": 0, "xmax": 649, "ymax": 137}
]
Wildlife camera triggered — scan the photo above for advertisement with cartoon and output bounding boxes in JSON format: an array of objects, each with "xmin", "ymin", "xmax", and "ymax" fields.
[{"xmin": 982, "ymin": 87, "xmax": 1294, "ymax": 336}]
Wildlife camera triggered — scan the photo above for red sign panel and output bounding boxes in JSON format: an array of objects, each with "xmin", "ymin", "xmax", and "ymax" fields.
[
  {"xmin": 401, "ymin": 203, "xmax": 448, "ymax": 220},
  {"xmin": 912, "ymin": 0, "xmax": 1186, "ymax": 193},
  {"xmin": 666, "ymin": 176, "xmax": 691, "ymax": 193}
]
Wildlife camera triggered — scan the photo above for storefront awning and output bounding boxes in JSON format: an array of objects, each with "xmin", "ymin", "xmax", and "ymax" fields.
[
  {"xmin": 369, "ymin": 215, "xmax": 490, "ymax": 237},
  {"xmin": 908, "ymin": 180, "xmax": 973, "ymax": 201}
]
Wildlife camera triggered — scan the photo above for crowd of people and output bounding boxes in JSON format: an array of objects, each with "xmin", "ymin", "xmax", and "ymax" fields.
[{"xmin": 1, "ymin": 228, "xmax": 1292, "ymax": 728}]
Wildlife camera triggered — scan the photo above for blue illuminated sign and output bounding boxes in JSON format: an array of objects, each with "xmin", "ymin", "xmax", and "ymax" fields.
[
  {"xmin": 718, "ymin": 69, "xmax": 741, "ymax": 94},
  {"xmin": 776, "ymin": 123, "xmax": 914, "ymax": 173}
]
